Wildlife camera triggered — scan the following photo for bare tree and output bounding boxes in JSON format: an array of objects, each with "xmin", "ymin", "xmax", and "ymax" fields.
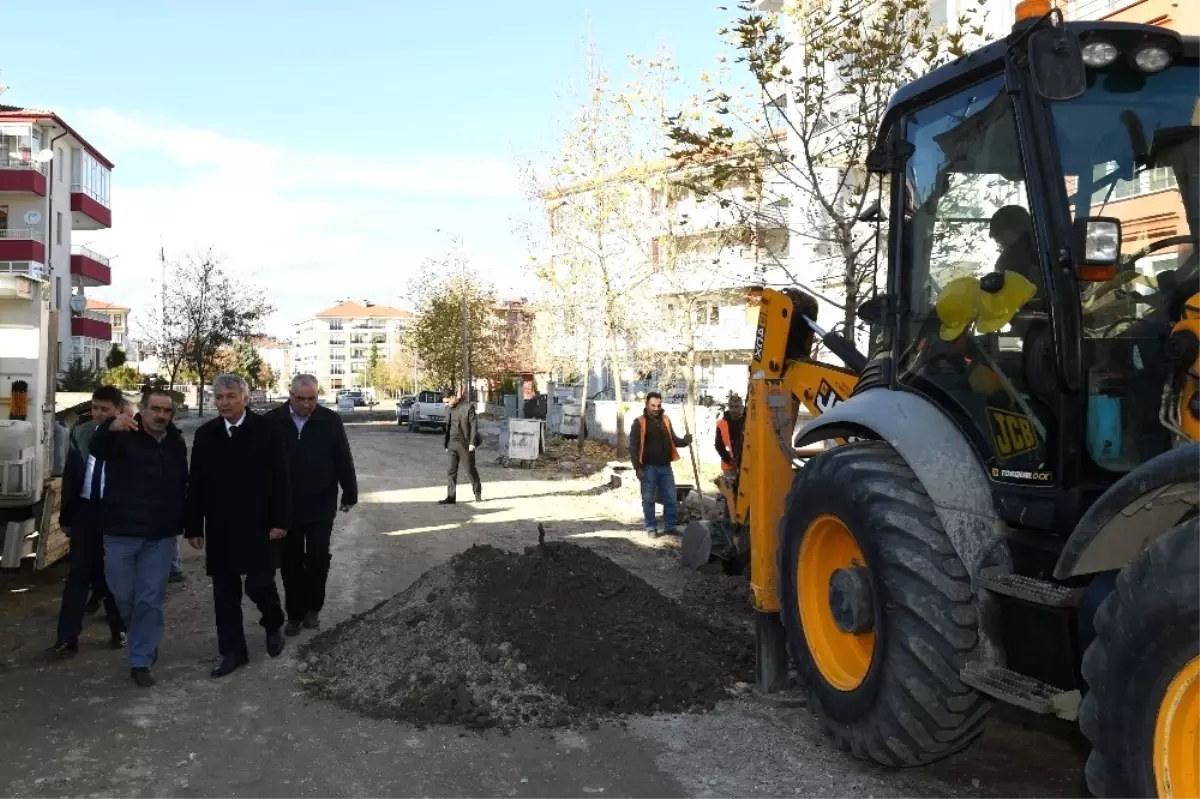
[
  {"xmin": 671, "ymin": 0, "xmax": 986, "ymax": 339},
  {"xmin": 171, "ymin": 250, "xmax": 273, "ymax": 416}
]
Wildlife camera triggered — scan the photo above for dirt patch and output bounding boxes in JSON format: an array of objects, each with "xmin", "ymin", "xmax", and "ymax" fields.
[{"xmin": 303, "ymin": 541, "xmax": 753, "ymax": 730}]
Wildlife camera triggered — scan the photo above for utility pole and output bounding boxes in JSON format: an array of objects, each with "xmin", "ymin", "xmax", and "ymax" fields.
[{"xmin": 435, "ymin": 228, "xmax": 472, "ymax": 399}]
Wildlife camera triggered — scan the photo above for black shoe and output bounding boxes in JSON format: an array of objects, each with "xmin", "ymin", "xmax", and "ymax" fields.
[
  {"xmin": 647, "ymin": 528, "xmax": 664, "ymax": 539},
  {"xmin": 266, "ymin": 629, "xmax": 285, "ymax": 658},
  {"xmin": 663, "ymin": 528, "xmax": 681, "ymax": 537},
  {"xmin": 474, "ymin": 493, "xmax": 482, "ymax": 502},
  {"xmin": 285, "ymin": 620, "xmax": 303, "ymax": 637},
  {"xmin": 46, "ymin": 640, "xmax": 79, "ymax": 657},
  {"xmin": 168, "ymin": 569, "xmax": 185, "ymax": 584},
  {"xmin": 437, "ymin": 497, "xmax": 456, "ymax": 505},
  {"xmin": 110, "ymin": 631, "xmax": 128, "ymax": 649},
  {"xmin": 302, "ymin": 612, "xmax": 320, "ymax": 630},
  {"xmin": 130, "ymin": 667, "xmax": 156, "ymax": 688},
  {"xmin": 210, "ymin": 653, "xmax": 249, "ymax": 678}
]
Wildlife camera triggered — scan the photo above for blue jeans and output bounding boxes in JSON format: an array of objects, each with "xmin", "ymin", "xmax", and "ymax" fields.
[
  {"xmin": 640, "ymin": 464, "xmax": 678, "ymax": 531},
  {"xmin": 104, "ymin": 536, "xmax": 176, "ymax": 668}
]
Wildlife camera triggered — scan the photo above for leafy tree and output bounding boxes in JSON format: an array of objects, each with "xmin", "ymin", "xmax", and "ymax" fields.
[
  {"xmin": 363, "ymin": 342, "xmax": 383, "ymax": 389},
  {"xmin": 230, "ymin": 339, "xmax": 267, "ymax": 390},
  {"xmin": 406, "ymin": 268, "xmax": 501, "ymax": 390},
  {"xmin": 670, "ymin": 0, "xmax": 986, "ymax": 338},
  {"xmin": 105, "ymin": 344, "xmax": 127, "ymax": 370},
  {"xmin": 59, "ymin": 357, "xmax": 100, "ymax": 392},
  {"xmin": 99, "ymin": 364, "xmax": 142, "ymax": 390}
]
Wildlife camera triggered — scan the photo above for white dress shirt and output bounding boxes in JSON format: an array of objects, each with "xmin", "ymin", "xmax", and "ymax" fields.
[{"xmin": 224, "ymin": 411, "xmax": 247, "ymax": 438}]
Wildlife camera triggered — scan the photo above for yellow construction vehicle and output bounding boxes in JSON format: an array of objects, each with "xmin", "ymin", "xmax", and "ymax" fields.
[{"xmin": 690, "ymin": 7, "xmax": 1199, "ymax": 797}]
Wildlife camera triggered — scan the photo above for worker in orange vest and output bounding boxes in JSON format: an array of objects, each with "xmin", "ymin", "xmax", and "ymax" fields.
[
  {"xmin": 714, "ymin": 393, "xmax": 745, "ymax": 475},
  {"xmin": 629, "ymin": 392, "xmax": 692, "ymax": 537}
]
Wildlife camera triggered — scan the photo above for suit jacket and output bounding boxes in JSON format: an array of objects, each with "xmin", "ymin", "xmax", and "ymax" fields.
[
  {"xmin": 185, "ymin": 411, "xmax": 291, "ymax": 576},
  {"xmin": 264, "ymin": 403, "xmax": 357, "ymax": 525},
  {"xmin": 443, "ymin": 401, "xmax": 480, "ymax": 449}
]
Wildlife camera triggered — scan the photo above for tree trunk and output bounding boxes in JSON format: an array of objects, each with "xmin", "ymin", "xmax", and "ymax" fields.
[
  {"xmin": 607, "ymin": 324, "xmax": 627, "ymax": 459},
  {"xmin": 578, "ymin": 332, "xmax": 592, "ymax": 453},
  {"xmin": 683, "ymin": 321, "xmax": 704, "ymax": 505},
  {"xmin": 841, "ymin": 231, "xmax": 859, "ymax": 337}
]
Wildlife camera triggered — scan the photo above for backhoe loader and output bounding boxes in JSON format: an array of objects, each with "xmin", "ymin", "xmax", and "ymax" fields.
[{"xmin": 690, "ymin": 6, "xmax": 1199, "ymax": 797}]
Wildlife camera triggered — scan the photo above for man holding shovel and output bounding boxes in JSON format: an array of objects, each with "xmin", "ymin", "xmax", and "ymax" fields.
[{"xmin": 629, "ymin": 392, "xmax": 692, "ymax": 537}]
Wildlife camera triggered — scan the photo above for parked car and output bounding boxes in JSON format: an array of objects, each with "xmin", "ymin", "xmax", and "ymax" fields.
[
  {"xmin": 395, "ymin": 395, "xmax": 416, "ymax": 426},
  {"xmin": 337, "ymin": 389, "xmax": 367, "ymax": 407},
  {"xmin": 408, "ymin": 390, "xmax": 448, "ymax": 433}
]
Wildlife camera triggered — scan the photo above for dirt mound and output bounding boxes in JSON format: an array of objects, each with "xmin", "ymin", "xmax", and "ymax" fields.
[{"xmin": 303, "ymin": 542, "xmax": 752, "ymax": 730}]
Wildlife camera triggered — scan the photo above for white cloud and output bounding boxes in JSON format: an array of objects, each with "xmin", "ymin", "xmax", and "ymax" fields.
[{"xmin": 74, "ymin": 109, "xmax": 536, "ymax": 338}]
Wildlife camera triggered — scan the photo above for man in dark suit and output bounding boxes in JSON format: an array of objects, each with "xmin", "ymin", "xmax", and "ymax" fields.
[
  {"xmin": 185, "ymin": 374, "xmax": 291, "ymax": 678},
  {"xmin": 265, "ymin": 374, "xmax": 357, "ymax": 636},
  {"xmin": 438, "ymin": 387, "xmax": 481, "ymax": 504},
  {"xmin": 47, "ymin": 386, "xmax": 128, "ymax": 656}
]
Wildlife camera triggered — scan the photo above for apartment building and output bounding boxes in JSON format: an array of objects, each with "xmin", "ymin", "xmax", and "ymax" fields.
[
  {"xmin": 541, "ymin": 145, "xmax": 789, "ymax": 399},
  {"xmin": 84, "ymin": 298, "xmax": 139, "ymax": 362},
  {"xmin": 291, "ymin": 300, "xmax": 412, "ymax": 393},
  {"xmin": 0, "ymin": 106, "xmax": 114, "ymax": 374},
  {"xmin": 249, "ymin": 336, "xmax": 292, "ymax": 393}
]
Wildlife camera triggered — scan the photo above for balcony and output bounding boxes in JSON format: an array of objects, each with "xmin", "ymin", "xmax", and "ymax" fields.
[
  {"xmin": 0, "ymin": 156, "xmax": 47, "ymax": 196},
  {"xmin": 70, "ymin": 245, "xmax": 111, "ymax": 287},
  {"xmin": 70, "ymin": 184, "xmax": 112, "ymax": 230},
  {"xmin": 71, "ymin": 310, "xmax": 112, "ymax": 341},
  {"xmin": 0, "ymin": 228, "xmax": 45, "ymax": 264}
]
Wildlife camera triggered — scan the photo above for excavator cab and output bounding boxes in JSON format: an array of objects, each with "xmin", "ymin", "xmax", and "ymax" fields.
[{"xmin": 735, "ymin": 11, "xmax": 1198, "ymax": 798}]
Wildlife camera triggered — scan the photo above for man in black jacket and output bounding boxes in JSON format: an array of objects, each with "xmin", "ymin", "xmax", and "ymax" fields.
[
  {"xmin": 628, "ymin": 392, "xmax": 692, "ymax": 537},
  {"xmin": 186, "ymin": 374, "xmax": 291, "ymax": 678},
  {"xmin": 90, "ymin": 389, "xmax": 189, "ymax": 687},
  {"xmin": 439, "ymin": 387, "xmax": 481, "ymax": 504},
  {"xmin": 265, "ymin": 374, "xmax": 357, "ymax": 636},
  {"xmin": 47, "ymin": 386, "xmax": 128, "ymax": 656}
]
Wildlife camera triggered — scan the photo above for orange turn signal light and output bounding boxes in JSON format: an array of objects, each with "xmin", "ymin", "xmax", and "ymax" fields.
[
  {"xmin": 1015, "ymin": 0, "xmax": 1052, "ymax": 21},
  {"xmin": 1078, "ymin": 264, "xmax": 1119, "ymax": 282}
]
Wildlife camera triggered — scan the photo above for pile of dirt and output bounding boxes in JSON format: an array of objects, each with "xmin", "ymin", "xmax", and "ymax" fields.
[{"xmin": 302, "ymin": 542, "xmax": 753, "ymax": 730}]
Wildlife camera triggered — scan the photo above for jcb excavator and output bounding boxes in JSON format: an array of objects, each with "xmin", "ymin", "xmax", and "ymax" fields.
[{"xmin": 688, "ymin": 4, "xmax": 1199, "ymax": 797}]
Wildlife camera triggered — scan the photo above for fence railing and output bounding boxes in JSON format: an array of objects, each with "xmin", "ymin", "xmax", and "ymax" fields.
[
  {"xmin": 0, "ymin": 156, "xmax": 47, "ymax": 173},
  {"xmin": 0, "ymin": 227, "xmax": 44, "ymax": 242},
  {"xmin": 70, "ymin": 244, "xmax": 110, "ymax": 266}
]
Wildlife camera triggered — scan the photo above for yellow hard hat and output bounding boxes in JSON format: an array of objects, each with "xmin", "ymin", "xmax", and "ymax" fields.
[
  {"xmin": 977, "ymin": 271, "xmax": 1037, "ymax": 333},
  {"xmin": 935, "ymin": 276, "xmax": 981, "ymax": 341}
]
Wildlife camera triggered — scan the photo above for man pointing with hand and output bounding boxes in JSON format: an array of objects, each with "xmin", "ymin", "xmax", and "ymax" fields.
[{"xmin": 186, "ymin": 374, "xmax": 292, "ymax": 678}]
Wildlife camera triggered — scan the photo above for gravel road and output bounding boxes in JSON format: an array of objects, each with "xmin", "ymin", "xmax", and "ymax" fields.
[{"xmin": 0, "ymin": 419, "xmax": 1086, "ymax": 797}]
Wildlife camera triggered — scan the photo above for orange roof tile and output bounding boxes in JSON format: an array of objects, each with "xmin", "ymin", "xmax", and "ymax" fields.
[
  {"xmin": 313, "ymin": 300, "xmax": 412, "ymax": 319},
  {"xmin": 85, "ymin": 298, "xmax": 129, "ymax": 311}
]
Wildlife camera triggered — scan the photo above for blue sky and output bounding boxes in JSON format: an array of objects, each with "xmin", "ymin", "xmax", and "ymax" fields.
[{"xmin": 2, "ymin": 0, "xmax": 735, "ymax": 336}]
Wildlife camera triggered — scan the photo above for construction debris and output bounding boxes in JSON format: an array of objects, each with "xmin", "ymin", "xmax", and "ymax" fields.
[{"xmin": 302, "ymin": 542, "xmax": 752, "ymax": 730}]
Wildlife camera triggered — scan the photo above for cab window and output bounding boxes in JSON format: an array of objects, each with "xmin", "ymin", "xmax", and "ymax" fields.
[{"xmin": 897, "ymin": 75, "xmax": 1057, "ymax": 487}]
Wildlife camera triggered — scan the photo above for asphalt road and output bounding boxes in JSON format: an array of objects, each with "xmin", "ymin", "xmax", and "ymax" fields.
[{"xmin": 0, "ymin": 420, "xmax": 1087, "ymax": 797}]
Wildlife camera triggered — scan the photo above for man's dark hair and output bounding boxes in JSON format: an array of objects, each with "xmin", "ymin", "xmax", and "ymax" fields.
[
  {"xmin": 443, "ymin": 387, "xmax": 458, "ymax": 399},
  {"xmin": 645, "ymin": 392, "xmax": 663, "ymax": 404},
  {"xmin": 141, "ymin": 388, "xmax": 175, "ymax": 408},
  {"xmin": 92, "ymin": 385, "xmax": 123, "ymax": 405},
  {"xmin": 990, "ymin": 205, "xmax": 1032, "ymax": 239}
]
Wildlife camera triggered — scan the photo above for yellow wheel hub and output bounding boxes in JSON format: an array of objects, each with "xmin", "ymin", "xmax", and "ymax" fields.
[
  {"xmin": 1155, "ymin": 655, "xmax": 1200, "ymax": 798},
  {"xmin": 797, "ymin": 514, "xmax": 875, "ymax": 691}
]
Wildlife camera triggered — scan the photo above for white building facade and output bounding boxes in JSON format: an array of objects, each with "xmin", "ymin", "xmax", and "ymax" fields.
[
  {"xmin": 291, "ymin": 300, "xmax": 412, "ymax": 394},
  {"xmin": 0, "ymin": 106, "xmax": 114, "ymax": 376}
]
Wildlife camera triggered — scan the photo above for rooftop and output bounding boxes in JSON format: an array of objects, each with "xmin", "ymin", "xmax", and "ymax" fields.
[
  {"xmin": 85, "ymin": 298, "xmax": 129, "ymax": 311},
  {"xmin": 312, "ymin": 300, "xmax": 412, "ymax": 320},
  {"xmin": 0, "ymin": 105, "xmax": 115, "ymax": 169}
]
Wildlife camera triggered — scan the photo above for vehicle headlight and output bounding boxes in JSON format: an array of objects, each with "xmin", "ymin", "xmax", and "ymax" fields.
[
  {"xmin": 1085, "ymin": 219, "xmax": 1121, "ymax": 263},
  {"xmin": 1081, "ymin": 40, "xmax": 1119, "ymax": 68},
  {"xmin": 1131, "ymin": 44, "xmax": 1171, "ymax": 73}
]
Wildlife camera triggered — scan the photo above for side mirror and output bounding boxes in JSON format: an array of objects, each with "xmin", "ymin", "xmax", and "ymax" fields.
[
  {"xmin": 858, "ymin": 294, "xmax": 888, "ymax": 326},
  {"xmin": 1074, "ymin": 216, "xmax": 1122, "ymax": 282},
  {"xmin": 1029, "ymin": 28, "xmax": 1087, "ymax": 101}
]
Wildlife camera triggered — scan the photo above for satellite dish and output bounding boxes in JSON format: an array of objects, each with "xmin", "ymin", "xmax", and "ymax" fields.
[
  {"xmin": 69, "ymin": 295, "xmax": 86, "ymax": 314},
  {"xmin": 34, "ymin": 149, "xmax": 54, "ymax": 164},
  {"xmin": 23, "ymin": 210, "xmax": 41, "ymax": 226}
]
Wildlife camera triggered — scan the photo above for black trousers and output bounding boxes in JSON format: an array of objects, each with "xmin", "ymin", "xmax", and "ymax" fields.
[
  {"xmin": 211, "ymin": 571, "xmax": 284, "ymax": 657},
  {"xmin": 56, "ymin": 515, "xmax": 124, "ymax": 643},
  {"xmin": 446, "ymin": 443, "xmax": 481, "ymax": 500},
  {"xmin": 281, "ymin": 520, "xmax": 333, "ymax": 622}
]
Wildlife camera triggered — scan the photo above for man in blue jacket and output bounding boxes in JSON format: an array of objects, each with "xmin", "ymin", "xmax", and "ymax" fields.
[{"xmin": 90, "ymin": 389, "xmax": 189, "ymax": 687}]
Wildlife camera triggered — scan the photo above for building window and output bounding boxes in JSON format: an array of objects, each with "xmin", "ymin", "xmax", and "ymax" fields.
[
  {"xmin": 328, "ymin": 320, "xmax": 343, "ymax": 330},
  {"xmin": 55, "ymin": 277, "xmax": 61, "ymax": 310},
  {"xmin": 1092, "ymin": 163, "xmax": 1179, "ymax": 204},
  {"xmin": 57, "ymin": 148, "xmax": 64, "ymax": 181},
  {"xmin": 56, "ymin": 212, "xmax": 62, "ymax": 245}
]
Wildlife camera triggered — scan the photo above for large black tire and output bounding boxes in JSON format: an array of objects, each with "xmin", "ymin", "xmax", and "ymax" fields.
[
  {"xmin": 779, "ymin": 440, "xmax": 991, "ymax": 766},
  {"xmin": 1079, "ymin": 518, "xmax": 1199, "ymax": 798}
]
